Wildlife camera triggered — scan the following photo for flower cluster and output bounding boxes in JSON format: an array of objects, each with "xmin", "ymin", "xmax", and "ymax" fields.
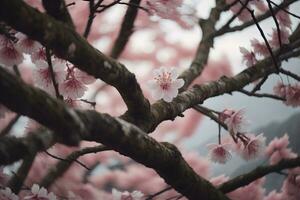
[
  {"xmin": 232, "ymin": 1, "xmax": 292, "ymax": 67},
  {"xmin": 273, "ymin": 82, "xmax": 300, "ymax": 107},
  {"xmin": 207, "ymin": 109, "xmax": 265, "ymax": 164},
  {"xmin": 0, "ymin": 32, "xmax": 96, "ymax": 109}
]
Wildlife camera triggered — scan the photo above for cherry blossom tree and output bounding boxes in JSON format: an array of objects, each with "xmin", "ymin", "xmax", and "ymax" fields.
[{"xmin": 0, "ymin": 0, "xmax": 299, "ymax": 199}]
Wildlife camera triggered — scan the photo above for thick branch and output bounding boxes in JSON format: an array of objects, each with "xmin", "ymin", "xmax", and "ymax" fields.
[
  {"xmin": 213, "ymin": 0, "xmax": 298, "ymax": 37},
  {"xmin": 179, "ymin": 0, "xmax": 226, "ymax": 90},
  {"xmin": 41, "ymin": 0, "xmax": 75, "ymax": 28},
  {"xmin": 0, "ymin": 129, "xmax": 55, "ymax": 165},
  {"xmin": 218, "ymin": 157, "xmax": 300, "ymax": 193},
  {"xmin": 0, "ymin": 0, "xmax": 150, "ymax": 118},
  {"xmin": 110, "ymin": 0, "xmax": 141, "ymax": 59},
  {"xmin": 0, "ymin": 67, "xmax": 229, "ymax": 200}
]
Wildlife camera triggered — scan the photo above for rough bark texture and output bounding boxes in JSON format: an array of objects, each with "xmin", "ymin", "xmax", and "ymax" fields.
[{"xmin": 0, "ymin": 0, "xmax": 150, "ymax": 119}]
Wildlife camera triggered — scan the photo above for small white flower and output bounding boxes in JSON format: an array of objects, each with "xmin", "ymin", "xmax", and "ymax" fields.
[
  {"xmin": 0, "ymin": 187, "xmax": 19, "ymax": 200},
  {"xmin": 112, "ymin": 188, "xmax": 144, "ymax": 200},
  {"xmin": 24, "ymin": 184, "xmax": 57, "ymax": 200},
  {"xmin": 148, "ymin": 67, "xmax": 184, "ymax": 102}
]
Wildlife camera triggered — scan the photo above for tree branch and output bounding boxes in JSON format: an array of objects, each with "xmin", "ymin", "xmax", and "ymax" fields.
[
  {"xmin": 179, "ymin": 0, "xmax": 226, "ymax": 91},
  {"xmin": 213, "ymin": 0, "xmax": 298, "ymax": 37},
  {"xmin": 0, "ymin": 66, "xmax": 229, "ymax": 200},
  {"xmin": 0, "ymin": 0, "xmax": 150, "ymax": 119},
  {"xmin": 218, "ymin": 157, "xmax": 300, "ymax": 193},
  {"xmin": 110, "ymin": 0, "xmax": 141, "ymax": 59},
  {"xmin": 41, "ymin": 0, "xmax": 75, "ymax": 28},
  {"xmin": 40, "ymin": 145, "xmax": 110, "ymax": 188}
]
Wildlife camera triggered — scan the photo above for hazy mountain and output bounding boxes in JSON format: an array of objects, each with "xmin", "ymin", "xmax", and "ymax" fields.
[{"xmin": 230, "ymin": 112, "xmax": 300, "ymax": 192}]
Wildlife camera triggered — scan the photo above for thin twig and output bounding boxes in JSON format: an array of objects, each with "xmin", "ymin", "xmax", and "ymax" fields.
[
  {"xmin": 219, "ymin": 157, "xmax": 300, "ymax": 193},
  {"xmin": 45, "ymin": 48, "xmax": 62, "ymax": 99},
  {"xmin": 266, "ymin": 0, "xmax": 282, "ymax": 47},
  {"xmin": 270, "ymin": 0, "xmax": 300, "ymax": 19},
  {"xmin": 238, "ymin": 0, "xmax": 280, "ymax": 72},
  {"xmin": 40, "ymin": 145, "xmax": 109, "ymax": 188},
  {"xmin": 280, "ymin": 68, "xmax": 300, "ymax": 81},
  {"xmin": 145, "ymin": 186, "xmax": 172, "ymax": 200},
  {"xmin": 238, "ymin": 89, "xmax": 285, "ymax": 101}
]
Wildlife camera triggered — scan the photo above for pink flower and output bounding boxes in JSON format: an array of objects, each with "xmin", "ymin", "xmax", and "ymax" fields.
[
  {"xmin": 0, "ymin": 187, "xmax": 19, "ymax": 200},
  {"xmin": 112, "ymin": 188, "xmax": 144, "ymax": 200},
  {"xmin": 269, "ymin": 28, "xmax": 290, "ymax": 48},
  {"xmin": 74, "ymin": 68, "xmax": 96, "ymax": 85},
  {"xmin": 0, "ymin": 35, "xmax": 24, "ymax": 67},
  {"xmin": 273, "ymin": 83, "xmax": 300, "ymax": 107},
  {"xmin": 207, "ymin": 143, "xmax": 232, "ymax": 164},
  {"xmin": 145, "ymin": 0, "xmax": 183, "ymax": 19},
  {"xmin": 15, "ymin": 32, "xmax": 41, "ymax": 54},
  {"xmin": 250, "ymin": 39, "xmax": 269, "ymax": 57},
  {"xmin": 250, "ymin": 0, "xmax": 268, "ymax": 12},
  {"xmin": 220, "ymin": 109, "xmax": 248, "ymax": 135},
  {"xmin": 30, "ymin": 47, "xmax": 47, "ymax": 63},
  {"xmin": 240, "ymin": 47, "xmax": 257, "ymax": 67},
  {"xmin": 148, "ymin": 67, "xmax": 184, "ymax": 102},
  {"xmin": 265, "ymin": 134, "xmax": 297, "ymax": 164},
  {"xmin": 276, "ymin": 10, "xmax": 292, "ymax": 30},
  {"xmin": 229, "ymin": 2, "xmax": 251, "ymax": 22},
  {"xmin": 59, "ymin": 67, "xmax": 88, "ymax": 99},
  {"xmin": 24, "ymin": 184, "xmax": 57, "ymax": 200},
  {"xmin": 33, "ymin": 60, "xmax": 66, "ymax": 95},
  {"xmin": 241, "ymin": 133, "xmax": 266, "ymax": 160}
]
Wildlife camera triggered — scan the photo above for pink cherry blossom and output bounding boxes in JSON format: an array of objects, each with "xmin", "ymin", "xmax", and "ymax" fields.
[
  {"xmin": 30, "ymin": 47, "xmax": 47, "ymax": 63},
  {"xmin": 24, "ymin": 184, "xmax": 57, "ymax": 200},
  {"xmin": 207, "ymin": 143, "xmax": 232, "ymax": 164},
  {"xmin": 0, "ymin": 35, "xmax": 24, "ymax": 67},
  {"xmin": 273, "ymin": 83, "xmax": 300, "ymax": 107},
  {"xmin": 148, "ymin": 67, "xmax": 184, "ymax": 102},
  {"xmin": 112, "ymin": 188, "xmax": 144, "ymax": 200},
  {"xmin": 240, "ymin": 133, "xmax": 266, "ymax": 160},
  {"xmin": 220, "ymin": 109, "xmax": 248, "ymax": 135},
  {"xmin": 144, "ymin": 0, "xmax": 183, "ymax": 19},
  {"xmin": 0, "ymin": 187, "xmax": 19, "ymax": 200},
  {"xmin": 250, "ymin": 0, "xmax": 268, "ymax": 12},
  {"xmin": 250, "ymin": 39, "xmax": 269, "ymax": 57},
  {"xmin": 240, "ymin": 47, "xmax": 257, "ymax": 67},
  {"xmin": 269, "ymin": 28, "xmax": 290, "ymax": 48},
  {"xmin": 265, "ymin": 134, "xmax": 297, "ymax": 164},
  {"xmin": 33, "ymin": 60, "xmax": 66, "ymax": 95},
  {"xmin": 74, "ymin": 68, "xmax": 96, "ymax": 85},
  {"xmin": 276, "ymin": 10, "xmax": 292, "ymax": 30},
  {"xmin": 281, "ymin": 173, "xmax": 300, "ymax": 200},
  {"xmin": 15, "ymin": 32, "xmax": 41, "ymax": 54},
  {"xmin": 59, "ymin": 67, "xmax": 88, "ymax": 99},
  {"xmin": 229, "ymin": 1, "xmax": 251, "ymax": 22}
]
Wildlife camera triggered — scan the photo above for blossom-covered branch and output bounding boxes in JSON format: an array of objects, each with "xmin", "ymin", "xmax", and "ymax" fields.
[
  {"xmin": 0, "ymin": 66, "xmax": 229, "ymax": 200},
  {"xmin": 0, "ymin": 0, "xmax": 151, "ymax": 119}
]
